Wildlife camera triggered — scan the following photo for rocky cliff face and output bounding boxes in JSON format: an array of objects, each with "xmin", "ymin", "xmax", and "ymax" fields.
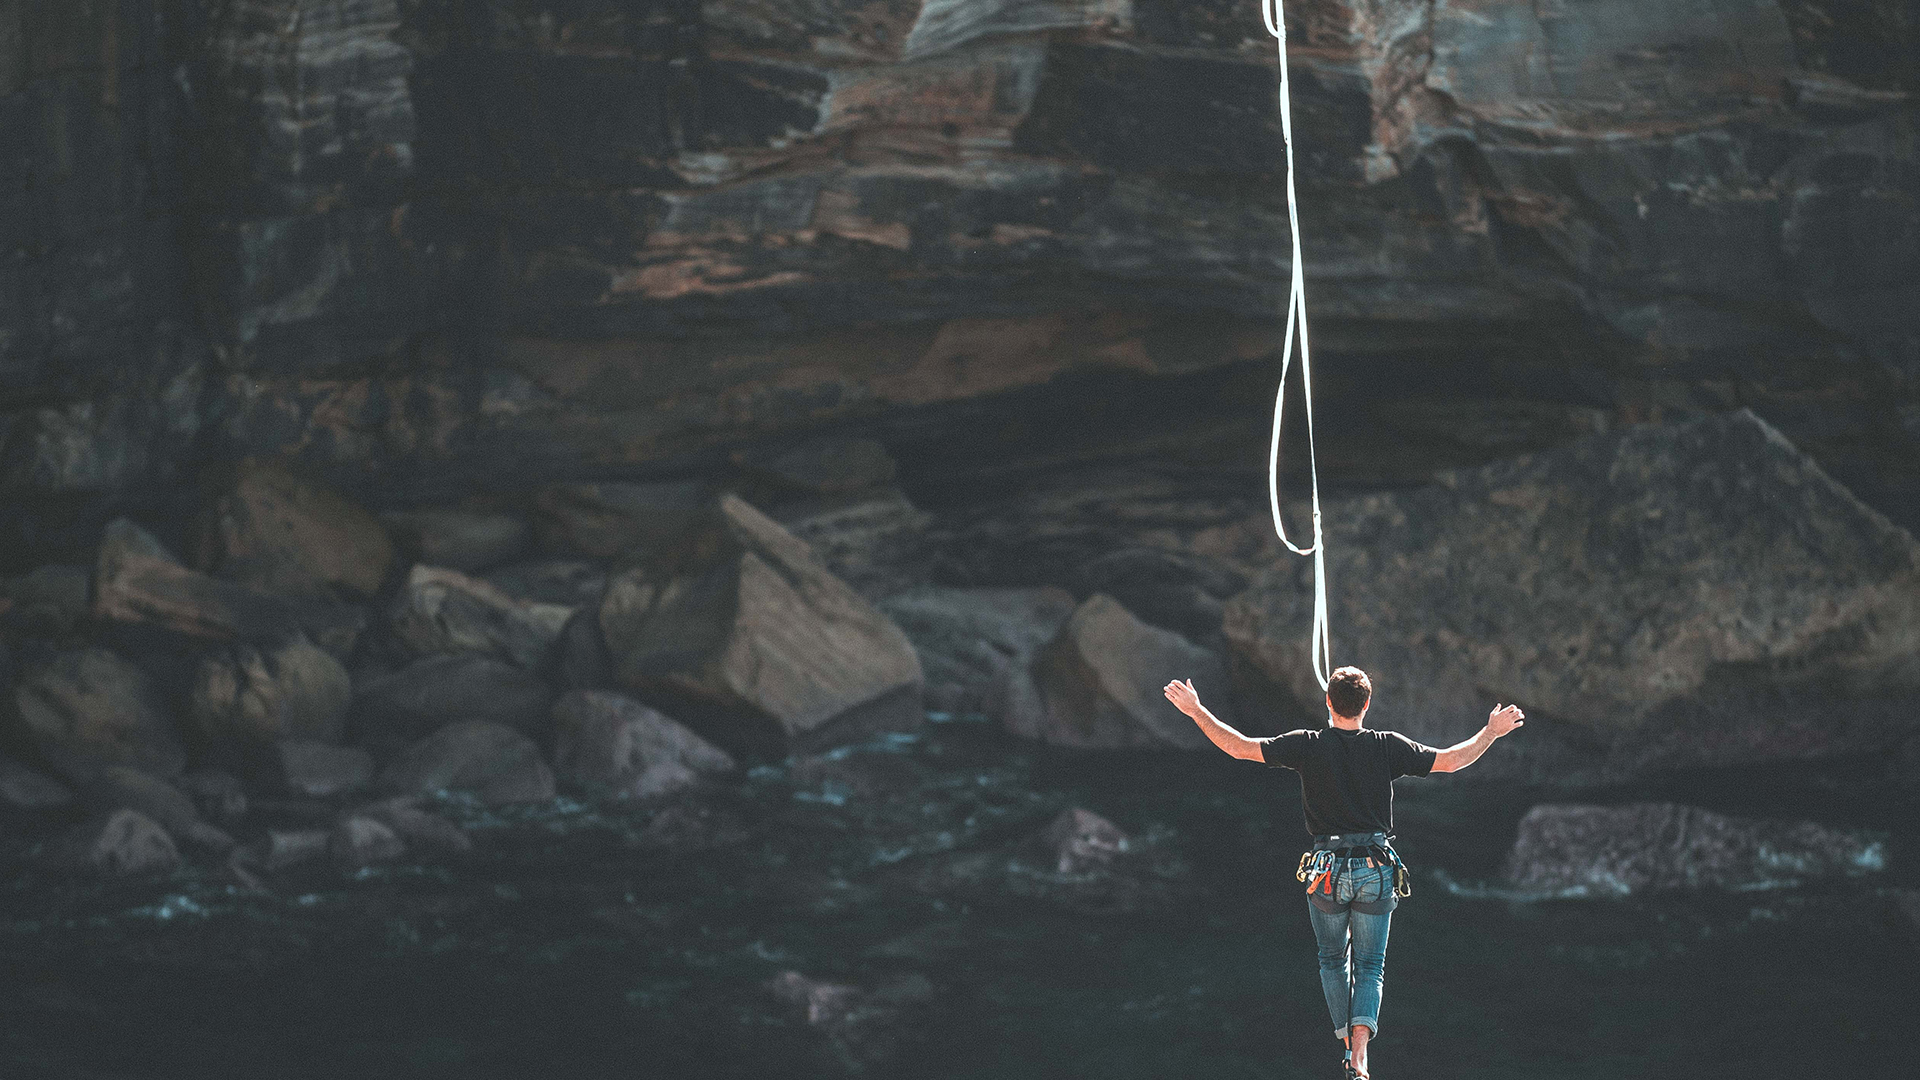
[{"xmin": 1, "ymin": 0, "xmax": 1916, "ymax": 563}]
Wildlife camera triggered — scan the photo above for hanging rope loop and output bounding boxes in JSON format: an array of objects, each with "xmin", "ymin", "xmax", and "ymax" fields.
[{"xmin": 1260, "ymin": 0, "xmax": 1332, "ymax": 692}]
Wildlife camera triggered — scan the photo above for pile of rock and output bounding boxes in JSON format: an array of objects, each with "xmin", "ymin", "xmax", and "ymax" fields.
[{"xmin": 2, "ymin": 450, "xmax": 933, "ymax": 879}]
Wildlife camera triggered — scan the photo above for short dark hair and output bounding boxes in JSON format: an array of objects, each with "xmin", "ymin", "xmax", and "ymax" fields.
[{"xmin": 1327, "ymin": 666, "xmax": 1371, "ymax": 718}]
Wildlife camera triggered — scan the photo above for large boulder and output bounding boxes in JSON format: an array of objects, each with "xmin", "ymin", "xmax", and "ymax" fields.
[
  {"xmin": 1226, "ymin": 411, "xmax": 1920, "ymax": 777},
  {"xmin": 49, "ymin": 809, "xmax": 182, "ymax": 877},
  {"xmin": 202, "ymin": 456, "xmax": 394, "ymax": 598},
  {"xmin": 878, "ymin": 586, "xmax": 1077, "ymax": 717},
  {"xmin": 378, "ymin": 721, "xmax": 556, "ymax": 805},
  {"xmin": 380, "ymin": 507, "xmax": 530, "ymax": 572},
  {"xmin": 1505, "ymin": 803, "xmax": 1886, "ymax": 896},
  {"xmin": 94, "ymin": 519, "xmax": 363, "ymax": 652},
  {"xmin": 190, "ymin": 633, "xmax": 352, "ymax": 748},
  {"xmin": 84, "ymin": 766, "xmax": 234, "ymax": 853},
  {"xmin": 551, "ymin": 690, "xmax": 736, "ymax": 800},
  {"xmin": 262, "ymin": 740, "xmax": 376, "ymax": 798},
  {"xmin": 388, "ymin": 564, "xmax": 574, "ymax": 670},
  {"xmin": 531, "ymin": 480, "xmax": 708, "ymax": 560},
  {"xmin": 350, "ymin": 654, "xmax": 556, "ymax": 751},
  {"xmin": 1017, "ymin": 593, "xmax": 1217, "ymax": 749},
  {"xmin": 11, "ymin": 647, "xmax": 187, "ymax": 782},
  {"xmin": 772, "ymin": 489, "xmax": 936, "ymax": 600},
  {"xmin": 598, "ymin": 495, "xmax": 924, "ymax": 757}
]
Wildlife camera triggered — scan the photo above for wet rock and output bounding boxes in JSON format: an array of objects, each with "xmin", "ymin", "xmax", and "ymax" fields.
[
  {"xmin": 739, "ymin": 437, "xmax": 899, "ymax": 497},
  {"xmin": 765, "ymin": 969, "xmax": 935, "ymax": 1070},
  {"xmin": 388, "ymin": 564, "xmax": 574, "ymax": 670},
  {"xmin": 599, "ymin": 495, "xmax": 923, "ymax": 758},
  {"xmin": 1041, "ymin": 806, "xmax": 1130, "ymax": 874},
  {"xmin": 551, "ymin": 690, "xmax": 735, "ymax": 800},
  {"xmin": 1227, "ymin": 411, "xmax": 1920, "ymax": 777},
  {"xmin": 354, "ymin": 798, "xmax": 473, "ymax": 855},
  {"xmin": 10, "ymin": 647, "xmax": 186, "ymax": 782},
  {"xmin": 351, "ymin": 654, "xmax": 556, "ymax": 750},
  {"xmin": 378, "ymin": 721, "xmax": 556, "ymax": 806},
  {"xmin": 482, "ymin": 560, "xmax": 608, "ymax": 608},
  {"xmin": 190, "ymin": 633, "xmax": 352, "ymax": 748},
  {"xmin": 266, "ymin": 740, "xmax": 375, "ymax": 799},
  {"xmin": 532, "ymin": 481, "xmax": 708, "ymax": 560},
  {"xmin": 1019, "ymin": 594, "xmax": 1218, "ymax": 749},
  {"xmin": 202, "ymin": 457, "xmax": 395, "ymax": 598},
  {"xmin": 772, "ymin": 490, "xmax": 936, "ymax": 601},
  {"xmin": 86, "ymin": 767, "xmax": 235, "ymax": 853},
  {"xmin": 911, "ymin": 805, "xmax": 1191, "ymax": 916},
  {"xmin": 1505, "ymin": 803, "xmax": 1887, "ymax": 897},
  {"xmin": 50, "ymin": 809, "xmax": 182, "ymax": 877},
  {"xmin": 179, "ymin": 769, "xmax": 248, "ymax": 823},
  {"xmin": 878, "ymin": 586, "xmax": 1077, "ymax": 717},
  {"xmin": 0, "ymin": 755, "xmax": 73, "ymax": 811},
  {"xmin": 329, "ymin": 815, "xmax": 405, "ymax": 867},
  {"xmin": 381, "ymin": 508, "xmax": 530, "ymax": 573},
  {"xmin": 94, "ymin": 519, "xmax": 363, "ymax": 652},
  {"xmin": 255, "ymin": 828, "xmax": 331, "ymax": 871}
]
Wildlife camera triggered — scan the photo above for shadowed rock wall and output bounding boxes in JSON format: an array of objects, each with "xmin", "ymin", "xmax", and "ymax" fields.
[{"xmin": 1, "ymin": 1, "xmax": 1917, "ymax": 566}]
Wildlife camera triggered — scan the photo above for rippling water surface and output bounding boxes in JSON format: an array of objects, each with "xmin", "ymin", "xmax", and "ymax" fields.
[{"xmin": 4, "ymin": 717, "xmax": 1916, "ymax": 1079}]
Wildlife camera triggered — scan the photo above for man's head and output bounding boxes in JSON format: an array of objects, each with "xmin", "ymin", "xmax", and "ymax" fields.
[{"xmin": 1326, "ymin": 666, "xmax": 1372, "ymax": 720}]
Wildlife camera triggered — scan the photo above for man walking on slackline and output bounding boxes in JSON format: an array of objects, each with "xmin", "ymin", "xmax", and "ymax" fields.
[{"xmin": 1163, "ymin": 667, "xmax": 1524, "ymax": 1079}]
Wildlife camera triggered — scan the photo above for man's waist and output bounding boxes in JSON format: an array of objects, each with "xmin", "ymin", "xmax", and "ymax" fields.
[{"xmin": 1310, "ymin": 831, "xmax": 1391, "ymax": 850}]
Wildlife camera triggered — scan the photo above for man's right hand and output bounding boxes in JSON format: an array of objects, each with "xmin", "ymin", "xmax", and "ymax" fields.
[{"xmin": 1487, "ymin": 703, "xmax": 1525, "ymax": 738}]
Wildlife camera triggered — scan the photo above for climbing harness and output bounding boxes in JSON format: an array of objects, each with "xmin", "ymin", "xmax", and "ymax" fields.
[
  {"xmin": 1259, "ymin": 0, "xmax": 1333, "ymax": 692},
  {"xmin": 1298, "ymin": 832, "xmax": 1414, "ymax": 901}
]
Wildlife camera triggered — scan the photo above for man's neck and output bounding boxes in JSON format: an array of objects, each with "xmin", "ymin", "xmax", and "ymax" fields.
[{"xmin": 1327, "ymin": 713, "xmax": 1365, "ymax": 731}]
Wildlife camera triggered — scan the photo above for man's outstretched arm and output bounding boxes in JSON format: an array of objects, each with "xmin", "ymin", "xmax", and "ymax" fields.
[
  {"xmin": 1431, "ymin": 704, "xmax": 1525, "ymax": 773},
  {"xmin": 1163, "ymin": 679, "xmax": 1264, "ymax": 761}
]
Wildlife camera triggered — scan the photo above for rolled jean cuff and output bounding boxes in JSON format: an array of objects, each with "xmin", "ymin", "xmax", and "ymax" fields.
[
  {"xmin": 1333, "ymin": 1023, "xmax": 1348, "ymax": 1039},
  {"xmin": 1348, "ymin": 1016, "xmax": 1378, "ymax": 1037}
]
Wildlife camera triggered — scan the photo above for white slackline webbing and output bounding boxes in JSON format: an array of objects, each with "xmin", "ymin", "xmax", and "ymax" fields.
[{"xmin": 1260, "ymin": 0, "xmax": 1333, "ymax": 691}]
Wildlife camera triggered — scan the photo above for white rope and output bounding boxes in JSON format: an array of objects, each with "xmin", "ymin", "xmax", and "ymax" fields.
[{"xmin": 1261, "ymin": 0, "xmax": 1332, "ymax": 692}]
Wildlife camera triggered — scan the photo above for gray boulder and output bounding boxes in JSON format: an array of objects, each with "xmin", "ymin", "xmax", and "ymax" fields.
[
  {"xmin": 353, "ymin": 797, "xmax": 473, "ymax": 854},
  {"xmin": 532, "ymin": 480, "xmax": 708, "ymax": 560},
  {"xmin": 190, "ymin": 633, "xmax": 352, "ymax": 748},
  {"xmin": 1225, "ymin": 411, "xmax": 1920, "ymax": 777},
  {"xmin": 255, "ymin": 828, "xmax": 331, "ymax": 871},
  {"xmin": 329, "ymin": 815, "xmax": 405, "ymax": 867},
  {"xmin": 378, "ymin": 721, "xmax": 556, "ymax": 805},
  {"xmin": 94, "ymin": 519, "xmax": 363, "ymax": 653},
  {"xmin": 1018, "ymin": 593, "xmax": 1217, "ymax": 749},
  {"xmin": 1505, "ymin": 802, "xmax": 1886, "ymax": 896},
  {"xmin": 351, "ymin": 654, "xmax": 556, "ymax": 749},
  {"xmin": 599, "ymin": 495, "xmax": 923, "ymax": 757},
  {"xmin": 878, "ymin": 585, "xmax": 1077, "ymax": 717},
  {"xmin": 551, "ymin": 690, "xmax": 735, "ymax": 800},
  {"xmin": 482, "ymin": 559, "xmax": 608, "ymax": 608},
  {"xmin": 86, "ymin": 767, "xmax": 235, "ymax": 853},
  {"xmin": 772, "ymin": 489, "xmax": 936, "ymax": 600},
  {"xmin": 0, "ymin": 755, "xmax": 73, "ymax": 811},
  {"xmin": 1041, "ymin": 806, "xmax": 1130, "ymax": 874},
  {"xmin": 265, "ymin": 740, "xmax": 375, "ymax": 798},
  {"xmin": 50, "ymin": 809, "xmax": 182, "ymax": 877},
  {"xmin": 202, "ymin": 456, "xmax": 394, "ymax": 598},
  {"xmin": 381, "ymin": 507, "xmax": 530, "ymax": 572},
  {"xmin": 11, "ymin": 647, "xmax": 187, "ymax": 782},
  {"xmin": 388, "ymin": 564, "xmax": 574, "ymax": 670}
]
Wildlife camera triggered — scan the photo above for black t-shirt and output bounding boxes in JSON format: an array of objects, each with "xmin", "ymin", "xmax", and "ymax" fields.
[{"xmin": 1259, "ymin": 727, "xmax": 1438, "ymax": 837}]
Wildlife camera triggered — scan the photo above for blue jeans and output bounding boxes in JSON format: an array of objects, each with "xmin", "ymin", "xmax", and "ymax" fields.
[{"xmin": 1305, "ymin": 859, "xmax": 1397, "ymax": 1039}]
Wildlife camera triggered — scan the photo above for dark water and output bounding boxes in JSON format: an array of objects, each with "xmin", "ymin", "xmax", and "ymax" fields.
[{"xmin": 4, "ymin": 718, "xmax": 1916, "ymax": 1080}]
